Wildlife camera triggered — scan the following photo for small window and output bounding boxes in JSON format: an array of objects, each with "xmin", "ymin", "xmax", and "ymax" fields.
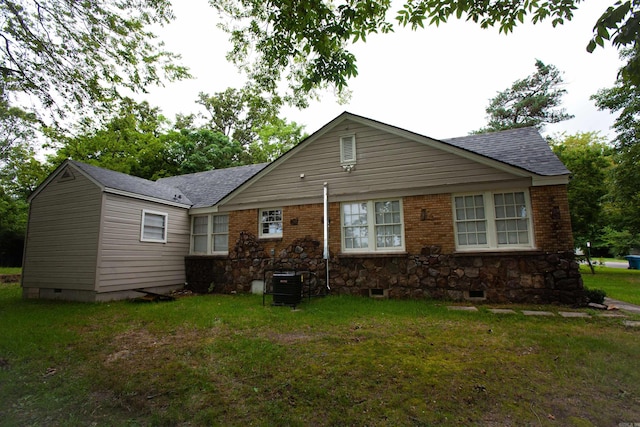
[
  {"xmin": 340, "ymin": 135, "xmax": 356, "ymax": 164},
  {"xmin": 141, "ymin": 210, "xmax": 168, "ymax": 243},
  {"xmin": 259, "ymin": 208, "xmax": 283, "ymax": 238}
]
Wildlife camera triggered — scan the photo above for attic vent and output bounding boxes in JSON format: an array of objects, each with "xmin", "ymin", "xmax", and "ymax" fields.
[
  {"xmin": 340, "ymin": 135, "xmax": 356, "ymax": 164},
  {"xmin": 59, "ymin": 168, "xmax": 75, "ymax": 181}
]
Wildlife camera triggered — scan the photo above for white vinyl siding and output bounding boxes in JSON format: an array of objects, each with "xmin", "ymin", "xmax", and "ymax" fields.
[
  {"xmin": 340, "ymin": 135, "xmax": 356, "ymax": 164},
  {"xmin": 141, "ymin": 210, "xmax": 168, "ymax": 243},
  {"xmin": 259, "ymin": 208, "xmax": 283, "ymax": 238},
  {"xmin": 98, "ymin": 194, "xmax": 189, "ymax": 292},
  {"xmin": 342, "ymin": 199, "xmax": 404, "ymax": 253},
  {"xmin": 191, "ymin": 214, "xmax": 229, "ymax": 254},
  {"xmin": 222, "ymin": 119, "xmax": 526, "ymax": 211},
  {"xmin": 22, "ymin": 170, "xmax": 102, "ymax": 291},
  {"xmin": 453, "ymin": 190, "xmax": 533, "ymax": 250}
]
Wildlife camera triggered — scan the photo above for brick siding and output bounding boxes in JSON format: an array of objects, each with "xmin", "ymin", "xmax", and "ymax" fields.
[{"xmin": 186, "ymin": 185, "xmax": 582, "ymax": 303}]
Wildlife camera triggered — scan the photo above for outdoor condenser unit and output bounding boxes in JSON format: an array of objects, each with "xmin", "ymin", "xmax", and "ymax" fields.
[{"xmin": 272, "ymin": 271, "xmax": 302, "ymax": 307}]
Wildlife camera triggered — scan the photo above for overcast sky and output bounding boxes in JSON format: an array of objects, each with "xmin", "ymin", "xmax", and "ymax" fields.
[{"xmin": 144, "ymin": 1, "xmax": 623, "ymax": 140}]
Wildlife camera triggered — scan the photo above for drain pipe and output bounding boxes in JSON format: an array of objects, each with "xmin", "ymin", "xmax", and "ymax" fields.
[{"xmin": 323, "ymin": 182, "xmax": 331, "ymax": 292}]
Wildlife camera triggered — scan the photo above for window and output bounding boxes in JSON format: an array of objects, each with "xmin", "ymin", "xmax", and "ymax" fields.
[
  {"xmin": 190, "ymin": 214, "xmax": 229, "ymax": 254},
  {"xmin": 192, "ymin": 216, "xmax": 208, "ymax": 253},
  {"xmin": 259, "ymin": 208, "xmax": 283, "ymax": 238},
  {"xmin": 340, "ymin": 135, "xmax": 356, "ymax": 164},
  {"xmin": 453, "ymin": 191, "xmax": 533, "ymax": 250},
  {"xmin": 212, "ymin": 214, "xmax": 229, "ymax": 252},
  {"xmin": 341, "ymin": 199, "xmax": 404, "ymax": 252},
  {"xmin": 141, "ymin": 210, "xmax": 168, "ymax": 243}
]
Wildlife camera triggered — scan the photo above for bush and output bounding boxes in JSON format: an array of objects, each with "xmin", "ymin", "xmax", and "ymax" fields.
[{"xmin": 585, "ymin": 287, "xmax": 607, "ymax": 304}]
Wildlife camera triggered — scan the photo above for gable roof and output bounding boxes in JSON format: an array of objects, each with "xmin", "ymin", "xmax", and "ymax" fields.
[
  {"xmin": 30, "ymin": 113, "xmax": 569, "ymax": 210},
  {"xmin": 157, "ymin": 163, "xmax": 269, "ymax": 208},
  {"xmin": 215, "ymin": 112, "xmax": 570, "ymax": 207},
  {"xmin": 69, "ymin": 160, "xmax": 193, "ymax": 206},
  {"xmin": 441, "ymin": 127, "xmax": 569, "ymax": 176}
]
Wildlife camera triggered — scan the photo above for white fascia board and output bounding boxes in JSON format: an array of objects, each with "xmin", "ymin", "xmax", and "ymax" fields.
[
  {"xmin": 188, "ymin": 206, "xmax": 220, "ymax": 215},
  {"xmin": 531, "ymin": 174, "xmax": 569, "ymax": 186},
  {"xmin": 104, "ymin": 188, "xmax": 191, "ymax": 209}
]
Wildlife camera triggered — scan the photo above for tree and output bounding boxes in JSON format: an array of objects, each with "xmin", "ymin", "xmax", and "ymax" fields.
[
  {"xmin": 196, "ymin": 88, "xmax": 282, "ymax": 148},
  {"xmin": 0, "ymin": 140, "xmax": 49, "ymax": 267},
  {"xmin": 48, "ymin": 99, "xmax": 171, "ymax": 180},
  {"xmin": 212, "ymin": 1, "xmax": 640, "ymax": 101},
  {"xmin": 163, "ymin": 128, "xmax": 243, "ymax": 175},
  {"xmin": 249, "ymin": 118, "xmax": 307, "ymax": 163},
  {"xmin": 591, "ymin": 47, "xmax": 640, "ymax": 253},
  {"xmin": 0, "ymin": 89, "xmax": 39, "ymax": 162},
  {"xmin": 0, "ymin": 0, "xmax": 188, "ymax": 123},
  {"xmin": 195, "ymin": 87, "xmax": 305, "ymax": 164},
  {"xmin": 474, "ymin": 60, "xmax": 573, "ymax": 133},
  {"xmin": 550, "ymin": 132, "xmax": 613, "ymax": 251}
]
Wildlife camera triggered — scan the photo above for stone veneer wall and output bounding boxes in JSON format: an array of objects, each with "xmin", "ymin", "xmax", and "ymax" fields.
[
  {"xmin": 185, "ymin": 185, "xmax": 583, "ymax": 304},
  {"xmin": 185, "ymin": 234, "xmax": 584, "ymax": 304}
]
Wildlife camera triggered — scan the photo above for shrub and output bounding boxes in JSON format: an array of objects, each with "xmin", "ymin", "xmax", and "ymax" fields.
[{"xmin": 585, "ymin": 287, "xmax": 607, "ymax": 304}]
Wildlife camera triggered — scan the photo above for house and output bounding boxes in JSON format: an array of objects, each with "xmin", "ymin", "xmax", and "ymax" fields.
[{"xmin": 22, "ymin": 112, "xmax": 583, "ymax": 303}]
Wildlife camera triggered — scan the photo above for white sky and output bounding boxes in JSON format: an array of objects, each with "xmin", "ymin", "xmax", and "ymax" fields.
[{"xmin": 144, "ymin": 1, "xmax": 623, "ymax": 140}]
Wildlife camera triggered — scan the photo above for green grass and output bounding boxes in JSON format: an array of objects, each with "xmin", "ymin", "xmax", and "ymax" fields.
[
  {"xmin": 1, "ymin": 282, "xmax": 639, "ymax": 426},
  {"xmin": 581, "ymin": 264, "xmax": 640, "ymax": 305},
  {"xmin": 0, "ymin": 267, "xmax": 21, "ymax": 275}
]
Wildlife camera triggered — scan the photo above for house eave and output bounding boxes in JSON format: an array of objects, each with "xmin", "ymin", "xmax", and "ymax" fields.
[
  {"xmin": 104, "ymin": 188, "xmax": 191, "ymax": 209},
  {"xmin": 531, "ymin": 174, "xmax": 569, "ymax": 186}
]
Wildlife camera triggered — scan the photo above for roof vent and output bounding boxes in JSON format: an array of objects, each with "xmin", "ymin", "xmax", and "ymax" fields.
[{"xmin": 59, "ymin": 168, "xmax": 75, "ymax": 182}]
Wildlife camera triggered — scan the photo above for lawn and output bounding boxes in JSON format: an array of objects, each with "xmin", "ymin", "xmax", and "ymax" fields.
[
  {"xmin": 0, "ymin": 279, "xmax": 639, "ymax": 426},
  {"xmin": 581, "ymin": 264, "xmax": 640, "ymax": 305},
  {"xmin": 0, "ymin": 267, "xmax": 21, "ymax": 275}
]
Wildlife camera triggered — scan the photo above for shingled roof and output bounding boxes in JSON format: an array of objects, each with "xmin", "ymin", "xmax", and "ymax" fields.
[
  {"xmin": 157, "ymin": 163, "xmax": 269, "ymax": 208},
  {"xmin": 69, "ymin": 160, "xmax": 192, "ymax": 206},
  {"xmin": 37, "ymin": 115, "xmax": 567, "ymax": 210},
  {"xmin": 441, "ymin": 127, "xmax": 569, "ymax": 176}
]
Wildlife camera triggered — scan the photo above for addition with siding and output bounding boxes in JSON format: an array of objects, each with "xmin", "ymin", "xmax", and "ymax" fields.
[{"xmin": 22, "ymin": 112, "xmax": 582, "ymax": 303}]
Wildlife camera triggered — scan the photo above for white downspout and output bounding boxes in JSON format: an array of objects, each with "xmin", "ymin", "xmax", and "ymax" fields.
[{"xmin": 323, "ymin": 182, "xmax": 330, "ymax": 291}]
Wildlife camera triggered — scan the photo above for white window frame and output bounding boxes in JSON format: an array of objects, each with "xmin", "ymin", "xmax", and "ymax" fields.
[
  {"xmin": 191, "ymin": 215, "xmax": 209, "ymax": 254},
  {"xmin": 340, "ymin": 135, "xmax": 356, "ymax": 165},
  {"xmin": 259, "ymin": 208, "xmax": 283, "ymax": 239},
  {"xmin": 453, "ymin": 190, "xmax": 534, "ymax": 251},
  {"xmin": 190, "ymin": 214, "xmax": 229, "ymax": 255},
  {"xmin": 211, "ymin": 214, "xmax": 229, "ymax": 254},
  {"xmin": 341, "ymin": 199, "xmax": 405, "ymax": 253},
  {"xmin": 141, "ymin": 210, "xmax": 168, "ymax": 243}
]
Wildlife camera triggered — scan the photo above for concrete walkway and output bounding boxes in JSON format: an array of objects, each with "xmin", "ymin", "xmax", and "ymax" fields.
[
  {"xmin": 448, "ymin": 297, "xmax": 640, "ymax": 320},
  {"xmin": 605, "ymin": 297, "xmax": 640, "ymax": 315}
]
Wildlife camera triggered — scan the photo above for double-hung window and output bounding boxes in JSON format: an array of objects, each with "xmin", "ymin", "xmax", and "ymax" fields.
[
  {"xmin": 141, "ymin": 210, "xmax": 168, "ymax": 243},
  {"xmin": 342, "ymin": 199, "xmax": 404, "ymax": 252},
  {"xmin": 190, "ymin": 214, "xmax": 229, "ymax": 254},
  {"xmin": 259, "ymin": 208, "xmax": 283, "ymax": 238},
  {"xmin": 453, "ymin": 190, "xmax": 533, "ymax": 250}
]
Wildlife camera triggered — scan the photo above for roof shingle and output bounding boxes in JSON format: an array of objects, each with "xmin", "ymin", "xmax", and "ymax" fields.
[
  {"xmin": 441, "ymin": 127, "xmax": 569, "ymax": 176},
  {"xmin": 71, "ymin": 160, "xmax": 192, "ymax": 205},
  {"xmin": 157, "ymin": 163, "xmax": 269, "ymax": 208}
]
